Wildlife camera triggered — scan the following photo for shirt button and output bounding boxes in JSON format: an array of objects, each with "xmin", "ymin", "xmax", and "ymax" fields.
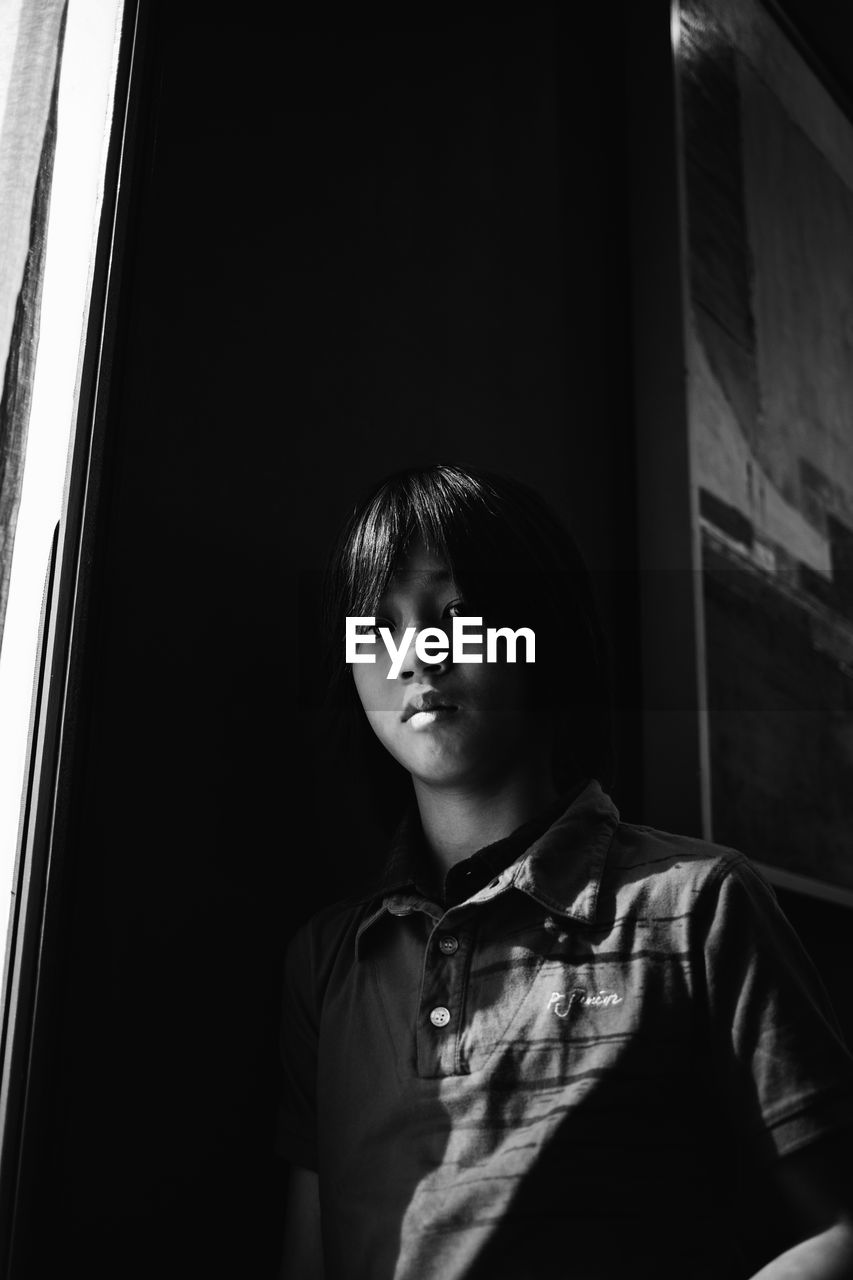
[
  {"xmin": 438, "ymin": 935, "xmax": 459, "ymax": 955},
  {"xmin": 429, "ymin": 1006, "xmax": 451, "ymax": 1028}
]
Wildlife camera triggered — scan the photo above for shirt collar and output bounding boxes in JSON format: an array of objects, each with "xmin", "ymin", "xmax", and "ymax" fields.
[
  {"xmin": 508, "ymin": 778, "xmax": 619, "ymax": 922},
  {"xmin": 354, "ymin": 779, "xmax": 620, "ymax": 957}
]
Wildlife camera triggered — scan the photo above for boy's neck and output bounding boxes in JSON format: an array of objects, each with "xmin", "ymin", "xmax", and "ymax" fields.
[{"xmin": 413, "ymin": 769, "xmax": 562, "ymax": 877}]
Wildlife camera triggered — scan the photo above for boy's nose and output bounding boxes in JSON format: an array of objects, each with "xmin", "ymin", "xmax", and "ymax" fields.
[{"xmin": 398, "ymin": 625, "xmax": 450, "ymax": 679}]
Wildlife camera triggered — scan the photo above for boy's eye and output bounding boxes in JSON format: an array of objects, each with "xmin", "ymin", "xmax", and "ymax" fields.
[
  {"xmin": 356, "ymin": 618, "xmax": 393, "ymax": 636},
  {"xmin": 444, "ymin": 600, "xmax": 466, "ymax": 619}
]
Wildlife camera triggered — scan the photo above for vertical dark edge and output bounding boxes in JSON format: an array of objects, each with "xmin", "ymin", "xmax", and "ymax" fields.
[
  {"xmin": 0, "ymin": 0, "xmax": 154, "ymax": 1270},
  {"xmin": 625, "ymin": 0, "xmax": 710, "ymax": 837}
]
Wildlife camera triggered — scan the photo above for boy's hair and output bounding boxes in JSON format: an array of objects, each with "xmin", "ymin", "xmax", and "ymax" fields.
[{"xmin": 321, "ymin": 463, "xmax": 614, "ymax": 830}]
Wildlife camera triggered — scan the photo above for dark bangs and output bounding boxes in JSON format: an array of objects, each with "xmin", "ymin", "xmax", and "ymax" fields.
[{"xmin": 325, "ymin": 465, "xmax": 504, "ymax": 628}]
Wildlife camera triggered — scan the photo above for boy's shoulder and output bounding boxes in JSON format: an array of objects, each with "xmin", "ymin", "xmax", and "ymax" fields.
[
  {"xmin": 288, "ymin": 890, "xmax": 373, "ymax": 943},
  {"xmin": 602, "ymin": 817, "xmax": 758, "ymax": 919},
  {"xmin": 513, "ymin": 779, "xmax": 759, "ymax": 927},
  {"xmin": 611, "ymin": 818, "xmax": 744, "ymax": 877},
  {"xmin": 284, "ymin": 886, "xmax": 383, "ymax": 974}
]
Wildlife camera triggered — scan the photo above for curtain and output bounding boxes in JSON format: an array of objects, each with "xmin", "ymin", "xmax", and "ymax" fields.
[{"xmin": 0, "ymin": 0, "xmax": 67, "ymax": 651}]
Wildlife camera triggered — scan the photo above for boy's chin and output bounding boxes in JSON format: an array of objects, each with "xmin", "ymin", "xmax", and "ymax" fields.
[
  {"xmin": 399, "ymin": 750, "xmax": 469, "ymax": 786},
  {"xmin": 405, "ymin": 752, "xmax": 499, "ymax": 792}
]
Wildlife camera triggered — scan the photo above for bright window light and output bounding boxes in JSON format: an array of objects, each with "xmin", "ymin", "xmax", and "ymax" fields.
[{"xmin": 0, "ymin": 0, "xmax": 124, "ymax": 989}]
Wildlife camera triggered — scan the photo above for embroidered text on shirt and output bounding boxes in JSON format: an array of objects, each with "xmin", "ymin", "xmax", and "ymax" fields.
[{"xmin": 547, "ymin": 989, "xmax": 623, "ymax": 1017}]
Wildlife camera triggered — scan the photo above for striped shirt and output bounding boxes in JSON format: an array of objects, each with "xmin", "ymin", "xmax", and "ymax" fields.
[{"xmin": 278, "ymin": 779, "xmax": 853, "ymax": 1279}]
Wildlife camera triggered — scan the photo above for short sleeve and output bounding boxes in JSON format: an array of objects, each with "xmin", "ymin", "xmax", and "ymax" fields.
[
  {"xmin": 700, "ymin": 854, "xmax": 853, "ymax": 1164},
  {"xmin": 276, "ymin": 923, "xmax": 320, "ymax": 1172}
]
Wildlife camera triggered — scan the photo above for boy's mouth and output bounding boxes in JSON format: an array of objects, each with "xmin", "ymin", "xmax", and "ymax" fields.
[
  {"xmin": 402, "ymin": 691, "xmax": 459, "ymax": 724},
  {"xmin": 406, "ymin": 706, "xmax": 458, "ymax": 731}
]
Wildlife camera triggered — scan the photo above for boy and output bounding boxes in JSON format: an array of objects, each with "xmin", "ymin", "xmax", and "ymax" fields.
[{"xmin": 279, "ymin": 464, "xmax": 853, "ymax": 1278}]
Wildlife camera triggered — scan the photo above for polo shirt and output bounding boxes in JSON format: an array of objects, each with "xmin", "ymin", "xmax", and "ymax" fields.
[{"xmin": 278, "ymin": 779, "xmax": 853, "ymax": 1279}]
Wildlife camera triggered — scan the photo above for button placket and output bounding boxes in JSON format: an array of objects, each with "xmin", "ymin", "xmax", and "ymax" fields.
[{"xmin": 416, "ymin": 914, "xmax": 472, "ymax": 1077}]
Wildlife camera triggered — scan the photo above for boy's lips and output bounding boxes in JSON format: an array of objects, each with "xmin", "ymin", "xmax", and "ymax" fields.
[{"xmin": 401, "ymin": 690, "xmax": 459, "ymax": 723}]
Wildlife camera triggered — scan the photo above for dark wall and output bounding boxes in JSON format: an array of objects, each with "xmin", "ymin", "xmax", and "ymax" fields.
[{"xmin": 17, "ymin": 5, "xmax": 637, "ymax": 1276}]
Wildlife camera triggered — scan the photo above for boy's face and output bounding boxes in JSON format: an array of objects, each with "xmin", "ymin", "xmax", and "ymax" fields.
[{"xmin": 350, "ymin": 539, "xmax": 553, "ymax": 793}]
